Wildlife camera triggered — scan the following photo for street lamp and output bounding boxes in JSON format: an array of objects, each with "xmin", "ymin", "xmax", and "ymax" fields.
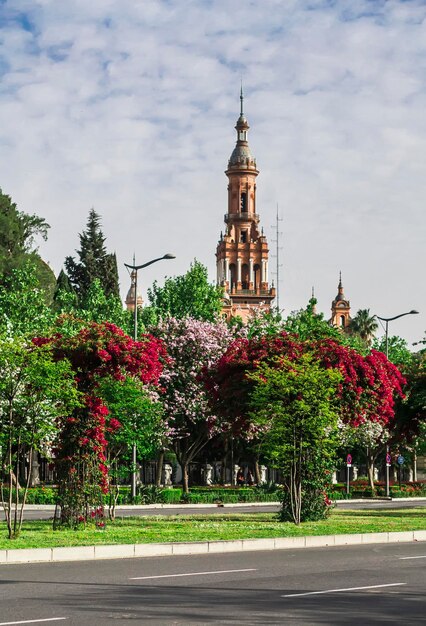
[
  {"xmin": 376, "ymin": 310, "xmax": 419, "ymax": 358},
  {"xmin": 124, "ymin": 253, "xmax": 175, "ymax": 500},
  {"xmin": 375, "ymin": 309, "xmax": 419, "ymax": 497}
]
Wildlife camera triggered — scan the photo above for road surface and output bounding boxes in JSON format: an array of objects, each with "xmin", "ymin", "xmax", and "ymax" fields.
[{"xmin": 0, "ymin": 541, "xmax": 425, "ymax": 624}]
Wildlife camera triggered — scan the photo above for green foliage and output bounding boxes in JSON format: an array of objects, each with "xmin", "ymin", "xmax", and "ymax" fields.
[
  {"xmin": 64, "ymin": 209, "xmax": 120, "ymax": 302},
  {"xmin": 0, "ymin": 263, "xmax": 55, "ymax": 337},
  {"xmin": 372, "ymin": 334, "xmax": 414, "ymax": 370},
  {"xmin": 0, "ymin": 189, "xmax": 50, "ymax": 278},
  {"xmin": 97, "ymin": 376, "xmax": 164, "ymax": 461},
  {"xmin": 248, "ymin": 355, "xmax": 341, "ymax": 524},
  {"xmin": 349, "ymin": 309, "xmax": 378, "ymax": 346},
  {"xmin": 144, "ymin": 260, "xmax": 223, "ymax": 322},
  {"xmin": 0, "ymin": 337, "xmax": 79, "ymax": 538}
]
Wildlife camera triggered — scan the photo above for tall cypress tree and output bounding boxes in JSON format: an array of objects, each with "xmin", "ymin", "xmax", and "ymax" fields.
[{"xmin": 64, "ymin": 209, "xmax": 120, "ymax": 301}]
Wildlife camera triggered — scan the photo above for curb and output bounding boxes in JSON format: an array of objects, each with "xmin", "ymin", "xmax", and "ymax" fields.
[
  {"xmin": 22, "ymin": 502, "xmax": 281, "ymax": 511},
  {"xmin": 21, "ymin": 497, "xmax": 426, "ymax": 511},
  {"xmin": 1, "ymin": 530, "xmax": 425, "ymax": 565}
]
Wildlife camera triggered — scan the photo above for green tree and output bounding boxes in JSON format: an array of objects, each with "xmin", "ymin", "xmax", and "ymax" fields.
[
  {"xmin": 64, "ymin": 209, "xmax": 120, "ymax": 302},
  {"xmin": 143, "ymin": 260, "xmax": 223, "ymax": 323},
  {"xmin": 0, "ymin": 264, "xmax": 54, "ymax": 337},
  {"xmin": 97, "ymin": 376, "xmax": 164, "ymax": 516},
  {"xmin": 0, "ymin": 337, "xmax": 79, "ymax": 539},
  {"xmin": 349, "ymin": 309, "xmax": 378, "ymax": 346},
  {"xmin": 248, "ymin": 355, "xmax": 341, "ymax": 524},
  {"xmin": 0, "ymin": 188, "xmax": 55, "ymax": 299},
  {"xmin": 372, "ymin": 335, "xmax": 414, "ymax": 370}
]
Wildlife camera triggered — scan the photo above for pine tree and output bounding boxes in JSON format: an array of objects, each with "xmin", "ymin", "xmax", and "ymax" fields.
[{"xmin": 64, "ymin": 209, "xmax": 120, "ymax": 301}]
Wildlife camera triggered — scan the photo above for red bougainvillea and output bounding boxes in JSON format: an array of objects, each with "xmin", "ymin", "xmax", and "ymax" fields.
[
  {"xmin": 34, "ymin": 321, "xmax": 166, "ymax": 527},
  {"xmin": 204, "ymin": 332, "xmax": 406, "ymax": 435}
]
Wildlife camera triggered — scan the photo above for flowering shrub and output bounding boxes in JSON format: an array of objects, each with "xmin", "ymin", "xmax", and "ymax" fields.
[
  {"xmin": 35, "ymin": 321, "xmax": 166, "ymax": 528},
  {"xmin": 204, "ymin": 332, "xmax": 406, "ymax": 434},
  {"xmin": 154, "ymin": 317, "xmax": 233, "ymax": 493}
]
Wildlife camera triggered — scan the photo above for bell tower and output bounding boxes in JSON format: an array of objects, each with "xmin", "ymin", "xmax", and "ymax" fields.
[
  {"xmin": 330, "ymin": 272, "xmax": 351, "ymax": 329},
  {"xmin": 216, "ymin": 89, "xmax": 275, "ymax": 321}
]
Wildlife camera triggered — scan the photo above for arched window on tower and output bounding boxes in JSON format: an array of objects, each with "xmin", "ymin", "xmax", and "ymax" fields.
[
  {"xmin": 340, "ymin": 315, "xmax": 346, "ymax": 328},
  {"xmin": 240, "ymin": 192, "xmax": 247, "ymax": 213},
  {"xmin": 253, "ymin": 263, "xmax": 261, "ymax": 290},
  {"xmin": 241, "ymin": 264, "xmax": 249, "ymax": 290}
]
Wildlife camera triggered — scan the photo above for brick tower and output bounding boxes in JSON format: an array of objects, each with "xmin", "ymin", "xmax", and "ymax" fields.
[
  {"xmin": 330, "ymin": 272, "xmax": 351, "ymax": 329},
  {"xmin": 216, "ymin": 89, "xmax": 275, "ymax": 321}
]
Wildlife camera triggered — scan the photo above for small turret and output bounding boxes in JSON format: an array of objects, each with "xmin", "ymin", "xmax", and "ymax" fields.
[{"xmin": 330, "ymin": 272, "xmax": 351, "ymax": 329}]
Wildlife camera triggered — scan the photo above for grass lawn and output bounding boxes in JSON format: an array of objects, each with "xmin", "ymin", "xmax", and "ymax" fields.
[{"xmin": 1, "ymin": 508, "xmax": 425, "ymax": 550}]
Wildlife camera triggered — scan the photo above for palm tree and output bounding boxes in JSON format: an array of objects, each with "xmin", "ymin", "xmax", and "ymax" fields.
[{"xmin": 349, "ymin": 309, "xmax": 378, "ymax": 346}]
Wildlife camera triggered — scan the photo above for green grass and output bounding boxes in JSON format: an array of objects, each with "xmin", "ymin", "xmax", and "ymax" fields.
[{"xmin": 1, "ymin": 509, "xmax": 425, "ymax": 550}]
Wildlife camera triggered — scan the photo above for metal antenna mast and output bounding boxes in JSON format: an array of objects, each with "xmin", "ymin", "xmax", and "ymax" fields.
[{"xmin": 271, "ymin": 204, "xmax": 283, "ymax": 311}]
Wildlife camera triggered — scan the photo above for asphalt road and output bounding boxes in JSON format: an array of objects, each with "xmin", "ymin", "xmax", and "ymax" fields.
[
  {"xmin": 20, "ymin": 499, "xmax": 426, "ymax": 520},
  {"xmin": 0, "ymin": 542, "xmax": 425, "ymax": 624}
]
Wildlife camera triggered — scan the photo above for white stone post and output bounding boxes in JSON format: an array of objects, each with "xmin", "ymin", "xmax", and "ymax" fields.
[
  {"xmin": 260, "ymin": 465, "xmax": 267, "ymax": 484},
  {"xmin": 237, "ymin": 258, "xmax": 242, "ymax": 283},
  {"xmin": 352, "ymin": 466, "xmax": 358, "ymax": 480},
  {"xmin": 332, "ymin": 471, "xmax": 338, "ymax": 484},
  {"xmin": 374, "ymin": 467, "xmax": 379, "ymax": 481}
]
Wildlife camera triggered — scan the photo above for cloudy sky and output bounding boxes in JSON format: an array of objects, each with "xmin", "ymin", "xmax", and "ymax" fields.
[{"xmin": 0, "ymin": 0, "xmax": 425, "ymax": 345}]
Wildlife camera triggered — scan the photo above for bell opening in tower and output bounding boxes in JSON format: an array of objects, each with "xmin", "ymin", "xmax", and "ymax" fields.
[{"xmin": 240, "ymin": 192, "xmax": 247, "ymax": 212}]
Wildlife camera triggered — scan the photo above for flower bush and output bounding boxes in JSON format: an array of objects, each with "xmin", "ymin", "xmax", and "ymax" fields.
[{"xmin": 35, "ymin": 321, "xmax": 166, "ymax": 528}]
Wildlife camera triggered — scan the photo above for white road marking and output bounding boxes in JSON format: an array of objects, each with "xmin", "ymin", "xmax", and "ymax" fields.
[
  {"xmin": 130, "ymin": 568, "xmax": 257, "ymax": 580},
  {"xmin": 399, "ymin": 555, "xmax": 426, "ymax": 560},
  {"xmin": 0, "ymin": 617, "xmax": 68, "ymax": 626},
  {"xmin": 282, "ymin": 583, "xmax": 406, "ymax": 598}
]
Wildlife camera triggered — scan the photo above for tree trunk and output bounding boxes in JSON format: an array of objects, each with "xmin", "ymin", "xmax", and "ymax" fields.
[
  {"xmin": 155, "ymin": 449, "xmax": 165, "ymax": 487},
  {"xmin": 366, "ymin": 448, "xmax": 376, "ymax": 494},
  {"xmin": 254, "ymin": 459, "xmax": 261, "ymax": 485},
  {"xmin": 29, "ymin": 450, "xmax": 40, "ymax": 487},
  {"xmin": 182, "ymin": 462, "xmax": 190, "ymax": 495}
]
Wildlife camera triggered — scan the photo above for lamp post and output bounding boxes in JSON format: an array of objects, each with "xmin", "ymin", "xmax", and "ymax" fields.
[
  {"xmin": 124, "ymin": 253, "xmax": 175, "ymax": 500},
  {"xmin": 376, "ymin": 310, "xmax": 419, "ymax": 359},
  {"xmin": 376, "ymin": 309, "xmax": 419, "ymax": 497}
]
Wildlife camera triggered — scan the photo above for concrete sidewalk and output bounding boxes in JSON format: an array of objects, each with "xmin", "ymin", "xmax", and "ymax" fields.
[{"xmin": 1, "ymin": 529, "xmax": 425, "ymax": 565}]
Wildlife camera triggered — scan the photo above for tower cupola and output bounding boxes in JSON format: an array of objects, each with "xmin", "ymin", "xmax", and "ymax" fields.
[
  {"xmin": 216, "ymin": 88, "xmax": 275, "ymax": 322},
  {"xmin": 330, "ymin": 272, "xmax": 351, "ymax": 329}
]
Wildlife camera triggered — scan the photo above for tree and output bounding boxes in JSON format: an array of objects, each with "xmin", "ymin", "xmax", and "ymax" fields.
[
  {"xmin": 0, "ymin": 189, "xmax": 55, "ymax": 299},
  {"xmin": 97, "ymin": 376, "xmax": 164, "ymax": 518},
  {"xmin": 36, "ymin": 321, "xmax": 166, "ymax": 527},
  {"xmin": 204, "ymin": 332, "xmax": 406, "ymax": 493},
  {"xmin": 0, "ymin": 264, "xmax": 54, "ymax": 337},
  {"xmin": 0, "ymin": 337, "xmax": 79, "ymax": 539},
  {"xmin": 249, "ymin": 356, "xmax": 341, "ymax": 524},
  {"xmin": 349, "ymin": 309, "xmax": 378, "ymax": 346},
  {"xmin": 143, "ymin": 260, "xmax": 223, "ymax": 323},
  {"xmin": 154, "ymin": 317, "xmax": 232, "ymax": 493},
  {"xmin": 64, "ymin": 209, "xmax": 120, "ymax": 302},
  {"xmin": 372, "ymin": 335, "xmax": 414, "ymax": 370}
]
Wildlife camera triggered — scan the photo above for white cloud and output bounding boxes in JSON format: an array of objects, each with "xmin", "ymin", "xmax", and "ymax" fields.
[{"xmin": 0, "ymin": 0, "xmax": 425, "ymax": 344}]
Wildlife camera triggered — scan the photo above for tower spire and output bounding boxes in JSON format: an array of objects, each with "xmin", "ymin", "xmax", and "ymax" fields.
[{"xmin": 240, "ymin": 82, "xmax": 244, "ymax": 116}]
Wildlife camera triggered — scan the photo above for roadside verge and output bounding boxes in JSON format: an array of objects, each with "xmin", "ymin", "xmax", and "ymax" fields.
[{"xmin": 1, "ymin": 529, "xmax": 425, "ymax": 565}]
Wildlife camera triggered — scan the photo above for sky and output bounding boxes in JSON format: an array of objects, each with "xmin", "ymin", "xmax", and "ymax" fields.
[{"xmin": 0, "ymin": 0, "xmax": 425, "ymax": 346}]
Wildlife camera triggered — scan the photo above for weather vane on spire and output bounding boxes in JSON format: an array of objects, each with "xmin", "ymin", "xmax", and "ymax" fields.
[{"xmin": 240, "ymin": 81, "xmax": 244, "ymax": 116}]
